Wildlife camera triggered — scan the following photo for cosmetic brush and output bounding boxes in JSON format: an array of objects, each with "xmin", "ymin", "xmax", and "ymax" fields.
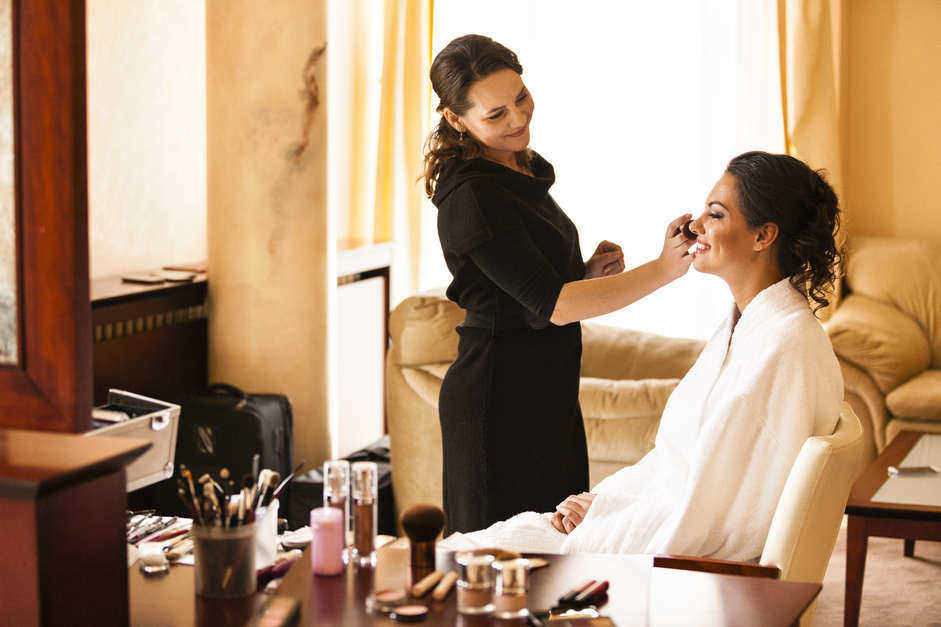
[
  {"xmin": 263, "ymin": 472, "xmax": 281, "ymax": 507},
  {"xmin": 269, "ymin": 460, "xmax": 306, "ymax": 503},
  {"xmin": 238, "ymin": 475, "xmax": 254, "ymax": 525},
  {"xmin": 401, "ymin": 504, "xmax": 446, "ymax": 585},
  {"xmin": 198, "ymin": 473, "xmax": 225, "ymax": 497},
  {"xmin": 181, "ymin": 467, "xmax": 202, "ymax": 523},
  {"xmin": 252, "ymin": 469, "xmax": 270, "ymax": 509},
  {"xmin": 149, "ymin": 525, "xmax": 190, "ymax": 544},
  {"xmin": 163, "ymin": 532, "xmax": 192, "ymax": 553},
  {"xmin": 166, "ymin": 539, "xmax": 194, "ymax": 562},
  {"xmin": 203, "ymin": 482, "xmax": 221, "ymax": 526},
  {"xmin": 255, "ymin": 472, "xmax": 279, "ymax": 510}
]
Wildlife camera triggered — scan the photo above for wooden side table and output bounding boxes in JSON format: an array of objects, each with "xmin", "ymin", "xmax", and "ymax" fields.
[{"xmin": 844, "ymin": 431, "xmax": 941, "ymax": 627}]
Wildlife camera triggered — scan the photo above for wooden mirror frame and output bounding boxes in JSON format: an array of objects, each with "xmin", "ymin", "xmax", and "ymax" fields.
[{"xmin": 0, "ymin": 0, "xmax": 91, "ymax": 432}]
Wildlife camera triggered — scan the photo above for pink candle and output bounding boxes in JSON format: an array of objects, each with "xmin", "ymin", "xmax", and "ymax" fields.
[{"xmin": 310, "ymin": 507, "xmax": 345, "ymax": 576}]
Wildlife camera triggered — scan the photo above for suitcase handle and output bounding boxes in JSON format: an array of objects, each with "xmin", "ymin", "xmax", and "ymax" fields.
[{"xmin": 206, "ymin": 383, "xmax": 247, "ymax": 401}]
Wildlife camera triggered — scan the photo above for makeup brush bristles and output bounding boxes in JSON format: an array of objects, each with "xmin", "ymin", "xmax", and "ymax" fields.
[{"xmin": 401, "ymin": 504, "xmax": 446, "ymax": 542}]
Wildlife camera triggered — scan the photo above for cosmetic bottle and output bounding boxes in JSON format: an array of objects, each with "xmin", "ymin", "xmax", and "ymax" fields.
[
  {"xmin": 323, "ymin": 460, "xmax": 350, "ymax": 558},
  {"xmin": 455, "ymin": 552, "xmax": 495, "ymax": 615},
  {"xmin": 351, "ymin": 461, "xmax": 378, "ymax": 568},
  {"xmin": 492, "ymin": 558, "xmax": 531, "ymax": 619},
  {"xmin": 309, "ymin": 507, "xmax": 344, "ymax": 576}
]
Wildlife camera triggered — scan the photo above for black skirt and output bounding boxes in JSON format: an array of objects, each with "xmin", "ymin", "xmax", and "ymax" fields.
[{"xmin": 439, "ymin": 322, "xmax": 589, "ymax": 534}]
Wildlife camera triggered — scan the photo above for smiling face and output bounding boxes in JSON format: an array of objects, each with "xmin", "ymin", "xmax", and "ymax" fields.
[
  {"xmin": 690, "ymin": 172, "xmax": 770, "ymax": 280},
  {"xmin": 446, "ymin": 68, "xmax": 533, "ymax": 162}
]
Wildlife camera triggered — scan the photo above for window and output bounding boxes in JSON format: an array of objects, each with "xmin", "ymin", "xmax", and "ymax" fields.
[{"xmin": 423, "ymin": 0, "xmax": 784, "ymax": 339}]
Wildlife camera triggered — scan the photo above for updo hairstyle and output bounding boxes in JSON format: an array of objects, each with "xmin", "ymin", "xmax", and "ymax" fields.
[{"xmin": 725, "ymin": 151, "xmax": 842, "ymax": 314}]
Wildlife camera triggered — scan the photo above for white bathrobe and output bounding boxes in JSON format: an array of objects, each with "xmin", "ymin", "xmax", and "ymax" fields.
[{"xmin": 442, "ymin": 278, "xmax": 844, "ymax": 561}]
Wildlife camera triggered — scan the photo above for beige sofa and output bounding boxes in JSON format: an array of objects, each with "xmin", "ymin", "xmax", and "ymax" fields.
[
  {"xmin": 824, "ymin": 236, "xmax": 941, "ymax": 463},
  {"xmin": 386, "ymin": 291, "xmax": 705, "ymax": 524}
]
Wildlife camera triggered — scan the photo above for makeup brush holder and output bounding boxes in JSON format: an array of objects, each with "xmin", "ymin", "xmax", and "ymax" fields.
[
  {"xmin": 193, "ymin": 523, "xmax": 257, "ymax": 598},
  {"xmin": 255, "ymin": 498, "xmax": 279, "ymax": 569}
]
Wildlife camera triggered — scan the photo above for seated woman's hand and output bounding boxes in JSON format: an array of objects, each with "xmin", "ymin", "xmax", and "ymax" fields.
[
  {"xmin": 584, "ymin": 241, "xmax": 625, "ymax": 279},
  {"xmin": 550, "ymin": 492, "xmax": 596, "ymax": 534}
]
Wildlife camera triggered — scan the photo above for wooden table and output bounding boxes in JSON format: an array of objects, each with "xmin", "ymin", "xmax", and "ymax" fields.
[
  {"xmin": 131, "ymin": 545, "xmax": 820, "ymax": 626},
  {"xmin": 844, "ymin": 430, "xmax": 941, "ymax": 627}
]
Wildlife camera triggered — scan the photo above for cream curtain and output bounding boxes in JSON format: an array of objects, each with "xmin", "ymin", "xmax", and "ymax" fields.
[
  {"xmin": 336, "ymin": 0, "xmax": 433, "ymax": 303},
  {"xmin": 777, "ymin": 0, "xmax": 844, "ymax": 316}
]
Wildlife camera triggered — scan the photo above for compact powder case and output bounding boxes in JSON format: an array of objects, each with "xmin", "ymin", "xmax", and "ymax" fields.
[{"xmin": 365, "ymin": 588, "xmax": 408, "ymax": 614}]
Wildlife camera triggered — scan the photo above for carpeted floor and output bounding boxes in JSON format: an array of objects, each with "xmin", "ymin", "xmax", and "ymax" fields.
[{"xmin": 812, "ymin": 518, "xmax": 941, "ymax": 626}]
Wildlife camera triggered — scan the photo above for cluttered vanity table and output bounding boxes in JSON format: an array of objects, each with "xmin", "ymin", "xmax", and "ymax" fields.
[{"xmin": 128, "ymin": 542, "xmax": 821, "ymax": 626}]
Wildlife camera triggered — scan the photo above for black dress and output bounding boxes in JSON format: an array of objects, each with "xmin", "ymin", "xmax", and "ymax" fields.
[{"xmin": 433, "ymin": 153, "xmax": 590, "ymax": 534}]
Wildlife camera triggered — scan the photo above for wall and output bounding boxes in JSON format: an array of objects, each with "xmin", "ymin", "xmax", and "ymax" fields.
[
  {"xmin": 86, "ymin": 0, "xmax": 207, "ymax": 278},
  {"xmin": 207, "ymin": 0, "xmax": 332, "ymax": 467},
  {"xmin": 843, "ymin": 0, "xmax": 941, "ymax": 243}
]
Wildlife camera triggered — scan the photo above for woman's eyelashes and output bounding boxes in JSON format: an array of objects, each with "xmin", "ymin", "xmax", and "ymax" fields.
[{"xmin": 485, "ymin": 93, "xmax": 529, "ymax": 121}]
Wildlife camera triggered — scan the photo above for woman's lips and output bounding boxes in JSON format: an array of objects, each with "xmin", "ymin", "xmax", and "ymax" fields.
[
  {"xmin": 693, "ymin": 242, "xmax": 711, "ymax": 255},
  {"xmin": 505, "ymin": 126, "xmax": 527, "ymax": 138}
]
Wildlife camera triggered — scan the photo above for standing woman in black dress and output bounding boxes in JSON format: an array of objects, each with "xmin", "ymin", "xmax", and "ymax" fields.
[{"xmin": 424, "ymin": 35, "xmax": 694, "ymax": 533}]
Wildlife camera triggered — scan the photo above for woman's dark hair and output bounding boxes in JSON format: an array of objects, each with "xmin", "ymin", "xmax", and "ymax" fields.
[
  {"xmin": 422, "ymin": 35, "xmax": 530, "ymax": 197},
  {"xmin": 725, "ymin": 151, "xmax": 842, "ymax": 314}
]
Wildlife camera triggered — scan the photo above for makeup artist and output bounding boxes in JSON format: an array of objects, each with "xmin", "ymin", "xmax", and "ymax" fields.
[{"xmin": 424, "ymin": 34, "xmax": 694, "ymax": 534}]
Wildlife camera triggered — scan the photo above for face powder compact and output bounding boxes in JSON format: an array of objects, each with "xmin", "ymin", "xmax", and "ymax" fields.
[
  {"xmin": 390, "ymin": 605, "xmax": 429, "ymax": 623},
  {"xmin": 365, "ymin": 588, "xmax": 408, "ymax": 615}
]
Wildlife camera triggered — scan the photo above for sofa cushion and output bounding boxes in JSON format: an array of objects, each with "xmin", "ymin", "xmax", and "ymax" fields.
[
  {"xmin": 389, "ymin": 293, "xmax": 464, "ymax": 367},
  {"xmin": 403, "ymin": 366, "xmax": 671, "ymax": 467},
  {"xmin": 579, "ymin": 376, "xmax": 678, "ymax": 420},
  {"xmin": 825, "ymin": 294, "xmax": 932, "ymax": 394},
  {"xmin": 845, "ymin": 237, "xmax": 941, "ymax": 368},
  {"xmin": 886, "ymin": 370, "xmax": 941, "ymax": 421},
  {"xmin": 581, "ymin": 322, "xmax": 704, "ymax": 380}
]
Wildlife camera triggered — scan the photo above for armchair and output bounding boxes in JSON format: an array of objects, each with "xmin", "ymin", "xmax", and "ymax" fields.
[
  {"xmin": 655, "ymin": 403, "xmax": 864, "ymax": 627},
  {"xmin": 824, "ymin": 237, "xmax": 941, "ymax": 463},
  {"xmin": 386, "ymin": 291, "xmax": 705, "ymax": 525}
]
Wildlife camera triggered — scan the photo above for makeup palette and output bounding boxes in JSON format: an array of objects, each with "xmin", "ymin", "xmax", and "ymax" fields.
[{"xmin": 389, "ymin": 605, "xmax": 429, "ymax": 623}]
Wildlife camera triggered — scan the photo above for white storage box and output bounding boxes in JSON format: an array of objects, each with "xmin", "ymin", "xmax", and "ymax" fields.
[{"xmin": 85, "ymin": 389, "xmax": 181, "ymax": 491}]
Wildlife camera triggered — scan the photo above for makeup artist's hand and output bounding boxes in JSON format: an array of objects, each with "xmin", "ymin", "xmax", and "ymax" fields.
[
  {"xmin": 584, "ymin": 241, "xmax": 625, "ymax": 279},
  {"xmin": 550, "ymin": 492, "xmax": 596, "ymax": 534},
  {"xmin": 657, "ymin": 214, "xmax": 695, "ymax": 281}
]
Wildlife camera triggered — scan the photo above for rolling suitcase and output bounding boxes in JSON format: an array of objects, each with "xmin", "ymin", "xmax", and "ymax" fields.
[{"xmin": 155, "ymin": 383, "xmax": 294, "ymax": 515}]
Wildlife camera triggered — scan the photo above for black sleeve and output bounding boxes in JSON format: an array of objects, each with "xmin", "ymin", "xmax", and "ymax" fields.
[{"xmin": 438, "ymin": 180, "xmax": 565, "ymax": 321}]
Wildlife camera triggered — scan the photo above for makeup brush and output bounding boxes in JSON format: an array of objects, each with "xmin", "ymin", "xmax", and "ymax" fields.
[
  {"xmin": 400, "ymin": 504, "xmax": 445, "ymax": 586},
  {"xmin": 264, "ymin": 472, "xmax": 281, "ymax": 507},
  {"xmin": 256, "ymin": 472, "xmax": 279, "ymax": 509},
  {"xmin": 251, "ymin": 469, "xmax": 270, "ymax": 509},
  {"xmin": 270, "ymin": 460, "xmax": 306, "ymax": 503},
  {"xmin": 203, "ymin": 482, "xmax": 221, "ymax": 526}
]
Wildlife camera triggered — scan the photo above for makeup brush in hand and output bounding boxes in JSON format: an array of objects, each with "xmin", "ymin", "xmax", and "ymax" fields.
[{"xmin": 400, "ymin": 504, "xmax": 445, "ymax": 585}]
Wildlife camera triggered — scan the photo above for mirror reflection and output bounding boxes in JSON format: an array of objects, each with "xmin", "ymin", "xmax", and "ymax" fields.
[{"xmin": 0, "ymin": 0, "xmax": 16, "ymax": 365}]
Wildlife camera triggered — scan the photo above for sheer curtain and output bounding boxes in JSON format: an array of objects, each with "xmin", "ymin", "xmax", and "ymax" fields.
[{"xmin": 422, "ymin": 0, "xmax": 785, "ymax": 339}]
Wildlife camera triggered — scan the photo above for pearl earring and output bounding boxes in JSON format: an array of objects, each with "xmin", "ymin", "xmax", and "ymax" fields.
[{"xmin": 459, "ymin": 130, "xmax": 465, "ymax": 142}]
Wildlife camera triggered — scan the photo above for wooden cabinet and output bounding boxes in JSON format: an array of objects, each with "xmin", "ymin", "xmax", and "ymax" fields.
[{"xmin": 91, "ymin": 273, "xmax": 208, "ymax": 405}]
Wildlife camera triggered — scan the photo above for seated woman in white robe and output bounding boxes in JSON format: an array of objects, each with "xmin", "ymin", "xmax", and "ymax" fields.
[{"xmin": 442, "ymin": 151, "xmax": 844, "ymax": 562}]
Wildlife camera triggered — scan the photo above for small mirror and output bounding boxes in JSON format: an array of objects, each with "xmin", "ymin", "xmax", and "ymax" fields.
[{"xmin": 0, "ymin": 0, "xmax": 16, "ymax": 365}]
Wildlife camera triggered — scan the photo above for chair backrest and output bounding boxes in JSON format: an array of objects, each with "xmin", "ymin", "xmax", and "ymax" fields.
[{"xmin": 760, "ymin": 403, "xmax": 863, "ymax": 585}]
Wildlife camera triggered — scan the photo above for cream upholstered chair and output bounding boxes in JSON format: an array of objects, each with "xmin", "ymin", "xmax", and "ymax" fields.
[{"xmin": 655, "ymin": 403, "xmax": 864, "ymax": 626}]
